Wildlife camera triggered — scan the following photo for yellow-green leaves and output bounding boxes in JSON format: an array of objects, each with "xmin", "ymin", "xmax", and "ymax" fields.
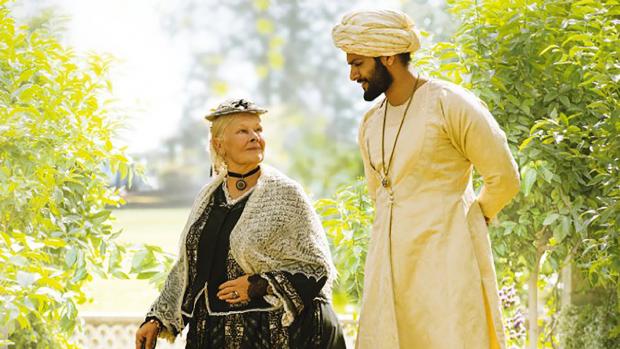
[
  {"xmin": 0, "ymin": 4, "xmax": 164, "ymax": 347},
  {"xmin": 315, "ymin": 178, "xmax": 373, "ymax": 310}
]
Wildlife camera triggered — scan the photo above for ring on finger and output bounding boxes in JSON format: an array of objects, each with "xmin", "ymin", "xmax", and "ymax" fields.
[{"xmin": 231, "ymin": 290, "xmax": 239, "ymax": 299}]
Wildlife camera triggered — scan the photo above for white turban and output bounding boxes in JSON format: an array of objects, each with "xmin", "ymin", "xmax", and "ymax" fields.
[{"xmin": 332, "ymin": 9, "xmax": 421, "ymax": 57}]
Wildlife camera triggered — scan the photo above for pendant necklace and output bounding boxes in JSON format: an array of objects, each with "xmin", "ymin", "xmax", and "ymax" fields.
[
  {"xmin": 380, "ymin": 75, "xmax": 421, "ymax": 188},
  {"xmin": 227, "ymin": 165, "xmax": 260, "ymax": 191}
]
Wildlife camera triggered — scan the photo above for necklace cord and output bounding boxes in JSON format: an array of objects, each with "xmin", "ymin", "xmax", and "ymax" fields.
[{"xmin": 381, "ymin": 75, "xmax": 422, "ymax": 179}]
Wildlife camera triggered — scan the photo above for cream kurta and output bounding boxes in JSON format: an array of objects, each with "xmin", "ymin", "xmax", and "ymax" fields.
[{"xmin": 356, "ymin": 79, "xmax": 520, "ymax": 349}]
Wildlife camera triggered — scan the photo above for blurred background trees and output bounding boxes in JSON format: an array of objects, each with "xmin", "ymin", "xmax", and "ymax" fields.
[{"xmin": 151, "ymin": 0, "xmax": 458, "ymax": 197}]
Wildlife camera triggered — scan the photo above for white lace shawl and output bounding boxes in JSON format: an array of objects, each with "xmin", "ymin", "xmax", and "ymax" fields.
[{"xmin": 146, "ymin": 165, "xmax": 336, "ymax": 341}]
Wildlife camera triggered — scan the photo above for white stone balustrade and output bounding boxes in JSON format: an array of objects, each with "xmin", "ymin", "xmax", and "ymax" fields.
[{"xmin": 74, "ymin": 312, "xmax": 357, "ymax": 348}]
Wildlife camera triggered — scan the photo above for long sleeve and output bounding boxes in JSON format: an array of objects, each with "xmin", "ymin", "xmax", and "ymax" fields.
[
  {"xmin": 259, "ymin": 271, "xmax": 325, "ymax": 307},
  {"xmin": 440, "ymin": 86, "xmax": 520, "ymax": 219},
  {"xmin": 145, "ymin": 258, "xmax": 185, "ymax": 341}
]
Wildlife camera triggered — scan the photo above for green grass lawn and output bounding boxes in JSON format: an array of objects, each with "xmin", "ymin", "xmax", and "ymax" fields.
[
  {"xmin": 109, "ymin": 207, "xmax": 191, "ymax": 254},
  {"xmin": 79, "ymin": 207, "xmax": 191, "ymax": 313}
]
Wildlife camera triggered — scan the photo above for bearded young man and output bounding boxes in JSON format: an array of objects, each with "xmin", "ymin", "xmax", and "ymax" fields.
[{"xmin": 332, "ymin": 9, "xmax": 520, "ymax": 349}]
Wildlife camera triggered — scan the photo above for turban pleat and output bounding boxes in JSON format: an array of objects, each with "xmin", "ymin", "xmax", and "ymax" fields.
[{"xmin": 332, "ymin": 9, "xmax": 421, "ymax": 57}]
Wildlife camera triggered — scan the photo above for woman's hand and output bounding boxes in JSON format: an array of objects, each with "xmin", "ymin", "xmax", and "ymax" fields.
[
  {"xmin": 135, "ymin": 320, "xmax": 159, "ymax": 349},
  {"xmin": 217, "ymin": 274, "xmax": 250, "ymax": 304}
]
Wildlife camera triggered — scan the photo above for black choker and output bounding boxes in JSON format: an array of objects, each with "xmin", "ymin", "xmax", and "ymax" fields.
[{"xmin": 227, "ymin": 166, "xmax": 260, "ymax": 191}]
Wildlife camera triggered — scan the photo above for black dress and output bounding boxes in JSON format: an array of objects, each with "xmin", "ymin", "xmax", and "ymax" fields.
[{"xmin": 178, "ymin": 184, "xmax": 346, "ymax": 349}]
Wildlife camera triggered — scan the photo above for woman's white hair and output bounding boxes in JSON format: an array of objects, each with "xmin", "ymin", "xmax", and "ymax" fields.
[{"xmin": 208, "ymin": 114, "xmax": 236, "ymax": 175}]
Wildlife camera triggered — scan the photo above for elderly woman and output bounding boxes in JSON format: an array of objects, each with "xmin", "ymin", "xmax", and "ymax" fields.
[{"xmin": 135, "ymin": 99, "xmax": 346, "ymax": 349}]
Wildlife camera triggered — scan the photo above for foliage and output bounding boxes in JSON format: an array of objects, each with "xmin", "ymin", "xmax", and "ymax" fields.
[
  {"xmin": 558, "ymin": 296, "xmax": 620, "ymax": 349},
  {"xmin": 0, "ymin": 4, "xmax": 173, "ymax": 347},
  {"xmin": 315, "ymin": 178, "xmax": 373, "ymax": 309},
  {"xmin": 426, "ymin": 0, "xmax": 620, "ymax": 283}
]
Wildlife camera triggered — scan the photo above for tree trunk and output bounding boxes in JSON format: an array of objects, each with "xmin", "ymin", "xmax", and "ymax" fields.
[
  {"xmin": 528, "ymin": 261, "xmax": 539, "ymax": 349},
  {"xmin": 559, "ymin": 260, "xmax": 573, "ymax": 349},
  {"xmin": 528, "ymin": 228, "xmax": 550, "ymax": 349},
  {"xmin": 560, "ymin": 258, "xmax": 573, "ymax": 309}
]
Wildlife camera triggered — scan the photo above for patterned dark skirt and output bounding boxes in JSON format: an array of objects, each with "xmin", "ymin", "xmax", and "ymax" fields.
[{"xmin": 185, "ymin": 294, "xmax": 346, "ymax": 349}]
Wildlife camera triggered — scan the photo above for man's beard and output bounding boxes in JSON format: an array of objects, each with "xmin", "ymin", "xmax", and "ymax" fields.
[{"xmin": 362, "ymin": 59, "xmax": 392, "ymax": 101}]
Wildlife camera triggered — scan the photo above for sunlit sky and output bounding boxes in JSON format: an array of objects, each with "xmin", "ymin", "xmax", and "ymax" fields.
[
  {"xmin": 12, "ymin": 0, "xmax": 190, "ymax": 153},
  {"xmin": 12, "ymin": 0, "xmax": 403, "ymax": 153}
]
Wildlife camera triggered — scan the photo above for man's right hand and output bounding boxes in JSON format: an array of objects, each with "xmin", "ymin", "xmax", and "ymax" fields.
[{"xmin": 135, "ymin": 321, "xmax": 159, "ymax": 349}]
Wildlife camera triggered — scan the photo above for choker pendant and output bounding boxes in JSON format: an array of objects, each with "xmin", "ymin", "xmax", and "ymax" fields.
[
  {"xmin": 227, "ymin": 165, "xmax": 261, "ymax": 191},
  {"xmin": 235, "ymin": 179, "xmax": 247, "ymax": 191}
]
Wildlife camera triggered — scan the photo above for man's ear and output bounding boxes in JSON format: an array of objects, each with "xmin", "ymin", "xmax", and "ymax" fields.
[{"xmin": 380, "ymin": 55, "xmax": 397, "ymax": 67}]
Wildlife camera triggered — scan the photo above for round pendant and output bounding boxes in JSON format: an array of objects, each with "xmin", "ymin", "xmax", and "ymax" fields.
[
  {"xmin": 382, "ymin": 178, "xmax": 390, "ymax": 188},
  {"xmin": 235, "ymin": 179, "xmax": 247, "ymax": 191}
]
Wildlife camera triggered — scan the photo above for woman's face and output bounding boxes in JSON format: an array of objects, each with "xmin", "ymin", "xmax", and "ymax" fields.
[{"xmin": 215, "ymin": 113, "xmax": 265, "ymax": 170}]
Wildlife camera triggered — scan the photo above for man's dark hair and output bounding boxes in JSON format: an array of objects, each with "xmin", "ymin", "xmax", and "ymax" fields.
[
  {"xmin": 374, "ymin": 53, "xmax": 411, "ymax": 67},
  {"xmin": 397, "ymin": 52, "xmax": 411, "ymax": 66}
]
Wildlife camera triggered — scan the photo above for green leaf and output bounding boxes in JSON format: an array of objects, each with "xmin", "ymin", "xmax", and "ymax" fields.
[
  {"xmin": 543, "ymin": 213, "xmax": 560, "ymax": 226},
  {"xmin": 521, "ymin": 167, "xmax": 537, "ymax": 196},
  {"xmin": 65, "ymin": 247, "xmax": 78, "ymax": 268},
  {"xmin": 16, "ymin": 271, "xmax": 41, "ymax": 287},
  {"xmin": 561, "ymin": 33, "xmax": 592, "ymax": 47},
  {"xmin": 519, "ymin": 135, "xmax": 535, "ymax": 151},
  {"xmin": 530, "ymin": 119, "xmax": 550, "ymax": 134},
  {"xmin": 72, "ymin": 266, "xmax": 88, "ymax": 283},
  {"xmin": 131, "ymin": 249, "xmax": 153, "ymax": 273},
  {"xmin": 136, "ymin": 271, "xmax": 160, "ymax": 280},
  {"xmin": 111, "ymin": 271, "xmax": 129, "ymax": 279},
  {"xmin": 559, "ymin": 96, "xmax": 571, "ymax": 108},
  {"xmin": 539, "ymin": 44, "xmax": 559, "ymax": 56},
  {"xmin": 43, "ymin": 238, "xmax": 66, "ymax": 248},
  {"xmin": 553, "ymin": 216, "xmax": 572, "ymax": 243}
]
